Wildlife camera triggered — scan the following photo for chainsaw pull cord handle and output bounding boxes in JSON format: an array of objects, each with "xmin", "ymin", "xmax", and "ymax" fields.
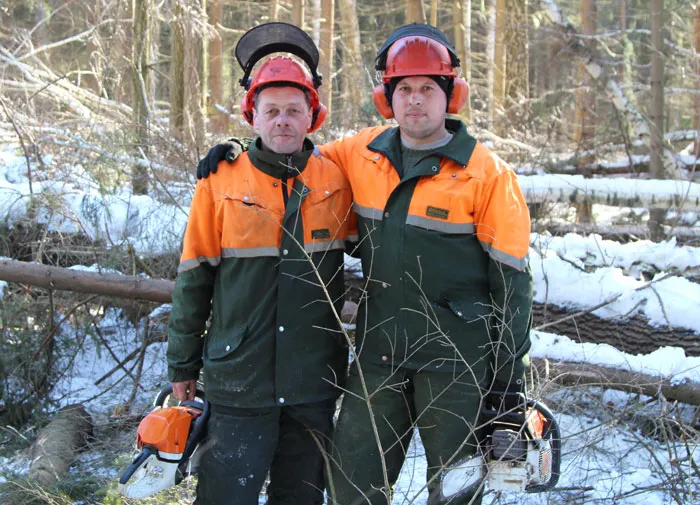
[{"xmin": 525, "ymin": 398, "xmax": 561, "ymax": 492}]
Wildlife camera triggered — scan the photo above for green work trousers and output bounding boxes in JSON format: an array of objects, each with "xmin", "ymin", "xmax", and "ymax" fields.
[
  {"xmin": 194, "ymin": 398, "xmax": 335, "ymax": 505},
  {"xmin": 328, "ymin": 361, "xmax": 484, "ymax": 505}
]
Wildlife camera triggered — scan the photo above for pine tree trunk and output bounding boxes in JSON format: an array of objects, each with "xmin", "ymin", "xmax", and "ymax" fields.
[
  {"xmin": 170, "ymin": 0, "xmax": 207, "ymax": 152},
  {"xmin": 492, "ymin": 0, "xmax": 506, "ymax": 129},
  {"xmin": 338, "ymin": 0, "xmax": 363, "ymax": 130},
  {"xmin": 170, "ymin": 2, "xmax": 186, "ymax": 137},
  {"xmin": 406, "ymin": 0, "xmax": 427, "ymax": 24},
  {"xmin": 208, "ymin": 0, "xmax": 227, "ymax": 133},
  {"xmin": 504, "ymin": 0, "xmax": 528, "ymax": 104},
  {"xmin": 132, "ymin": 0, "xmax": 151, "ymax": 195},
  {"xmin": 572, "ymin": 0, "xmax": 596, "ymax": 223},
  {"xmin": 453, "ymin": 0, "xmax": 471, "ymax": 121},
  {"xmin": 649, "ymin": 0, "xmax": 666, "ymax": 241},
  {"xmin": 694, "ymin": 1, "xmax": 700, "ymax": 157},
  {"xmin": 292, "ymin": 0, "xmax": 306, "ymax": 27},
  {"xmin": 319, "ymin": 0, "xmax": 335, "ymax": 117}
]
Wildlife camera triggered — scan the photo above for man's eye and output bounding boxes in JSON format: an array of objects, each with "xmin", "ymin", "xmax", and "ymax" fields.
[{"xmin": 265, "ymin": 110, "xmax": 278, "ymax": 117}]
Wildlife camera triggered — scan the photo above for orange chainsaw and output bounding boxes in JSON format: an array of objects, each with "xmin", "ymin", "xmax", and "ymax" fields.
[
  {"xmin": 118, "ymin": 386, "xmax": 209, "ymax": 499},
  {"xmin": 440, "ymin": 395, "xmax": 561, "ymax": 499}
]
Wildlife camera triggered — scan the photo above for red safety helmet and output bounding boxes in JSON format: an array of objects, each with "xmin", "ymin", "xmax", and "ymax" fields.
[
  {"xmin": 372, "ymin": 35, "xmax": 469, "ymax": 119},
  {"xmin": 240, "ymin": 56, "xmax": 327, "ymax": 132}
]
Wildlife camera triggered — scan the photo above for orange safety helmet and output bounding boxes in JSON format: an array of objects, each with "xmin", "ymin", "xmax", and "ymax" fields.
[
  {"xmin": 372, "ymin": 30, "xmax": 469, "ymax": 119},
  {"xmin": 240, "ymin": 56, "xmax": 327, "ymax": 133}
]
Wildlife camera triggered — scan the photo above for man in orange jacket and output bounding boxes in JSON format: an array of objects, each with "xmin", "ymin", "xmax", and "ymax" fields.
[
  {"xmin": 197, "ymin": 23, "xmax": 533, "ymax": 505},
  {"xmin": 168, "ymin": 26, "xmax": 356, "ymax": 504}
]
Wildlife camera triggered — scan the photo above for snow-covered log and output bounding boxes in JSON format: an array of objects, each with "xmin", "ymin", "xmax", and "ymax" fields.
[
  {"xmin": 535, "ymin": 358, "xmax": 700, "ymax": 406},
  {"xmin": 519, "ymin": 175, "xmax": 700, "ymax": 210},
  {"xmin": 540, "ymin": 223, "xmax": 700, "ymax": 243},
  {"xmin": 0, "ymin": 259, "xmax": 174, "ymax": 303}
]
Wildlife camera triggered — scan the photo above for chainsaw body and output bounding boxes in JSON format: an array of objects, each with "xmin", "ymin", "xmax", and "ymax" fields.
[
  {"xmin": 440, "ymin": 396, "xmax": 561, "ymax": 500},
  {"xmin": 484, "ymin": 398, "xmax": 560, "ymax": 492},
  {"xmin": 118, "ymin": 386, "xmax": 209, "ymax": 499}
]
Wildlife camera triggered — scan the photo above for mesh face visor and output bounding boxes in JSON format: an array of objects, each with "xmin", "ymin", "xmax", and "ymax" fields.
[{"xmin": 236, "ymin": 22, "xmax": 322, "ymax": 89}]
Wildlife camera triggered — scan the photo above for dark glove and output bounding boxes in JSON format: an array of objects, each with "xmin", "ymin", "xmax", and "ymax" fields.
[
  {"xmin": 485, "ymin": 379, "xmax": 526, "ymax": 413},
  {"xmin": 196, "ymin": 138, "xmax": 251, "ymax": 179}
]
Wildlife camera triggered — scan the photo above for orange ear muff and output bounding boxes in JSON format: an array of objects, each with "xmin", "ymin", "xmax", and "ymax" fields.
[
  {"xmin": 448, "ymin": 78, "xmax": 469, "ymax": 114},
  {"xmin": 372, "ymin": 85, "xmax": 394, "ymax": 119},
  {"xmin": 308, "ymin": 104, "xmax": 327, "ymax": 133},
  {"xmin": 240, "ymin": 94, "xmax": 254, "ymax": 125}
]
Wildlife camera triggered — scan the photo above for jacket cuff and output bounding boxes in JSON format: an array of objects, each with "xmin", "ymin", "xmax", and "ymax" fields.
[{"xmin": 168, "ymin": 367, "xmax": 200, "ymax": 383}]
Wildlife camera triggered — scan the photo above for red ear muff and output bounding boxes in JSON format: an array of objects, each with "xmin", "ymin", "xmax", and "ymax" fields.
[
  {"xmin": 308, "ymin": 104, "xmax": 327, "ymax": 133},
  {"xmin": 448, "ymin": 77, "xmax": 469, "ymax": 114},
  {"xmin": 241, "ymin": 94, "xmax": 254, "ymax": 125},
  {"xmin": 372, "ymin": 85, "xmax": 394, "ymax": 119}
]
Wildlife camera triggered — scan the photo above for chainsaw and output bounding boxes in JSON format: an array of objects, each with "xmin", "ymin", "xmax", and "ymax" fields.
[
  {"xmin": 440, "ymin": 395, "xmax": 561, "ymax": 498},
  {"xmin": 118, "ymin": 385, "xmax": 209, "ymax": 499}
]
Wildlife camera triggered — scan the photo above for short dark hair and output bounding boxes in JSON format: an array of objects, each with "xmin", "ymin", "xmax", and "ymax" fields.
[{"xmin": 253, "ymin": 82, "xmax": 313, "ymax": 110}]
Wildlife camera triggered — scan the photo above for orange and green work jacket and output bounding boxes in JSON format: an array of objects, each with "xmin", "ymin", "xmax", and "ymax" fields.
[
  {"xmin": 167, "ymin": 138, "xmax": 357, "ymax": 408},
  {"xmin": 320, "ymin": 119, "xmax": 533, "ymax": 386}
]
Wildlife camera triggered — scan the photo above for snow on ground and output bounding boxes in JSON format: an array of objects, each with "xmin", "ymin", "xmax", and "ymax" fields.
[{"xmin": 1, "ymin": 141, "xmax": 699, "ymax": 502}]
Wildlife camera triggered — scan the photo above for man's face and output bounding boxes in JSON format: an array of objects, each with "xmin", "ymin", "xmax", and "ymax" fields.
[
  {"xmin": 391, "ymin": 76, "xmax": 448, "ymax": 145},
  {"xmin": 252, "ymin": 87, "xmax": 313, "ymax": 154}
]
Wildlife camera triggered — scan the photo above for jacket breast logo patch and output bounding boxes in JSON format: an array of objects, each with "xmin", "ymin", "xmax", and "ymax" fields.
[
  {"xmin": 311, "ymin": 229, "xmax": 331, "ymax": 239},
  {"xmin": 426, "ymin": 206, "xmax": 449, "ymax": 219}
]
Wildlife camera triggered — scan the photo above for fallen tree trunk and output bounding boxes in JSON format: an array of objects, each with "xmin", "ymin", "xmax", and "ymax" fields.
[
  {"xmin": 534, "ymin": 358, "xmax": 700, "ymax": 406},
  {"xmin": 518, "ymin": 175, "xmax": 700, "ymax": 210},
  {"xmin": 28, "ymin": 404, "xmax": 93, "ymax": 486},
  {"xmin": 0, "ymin": 259, "xmax": 174, "ymax": 303}
]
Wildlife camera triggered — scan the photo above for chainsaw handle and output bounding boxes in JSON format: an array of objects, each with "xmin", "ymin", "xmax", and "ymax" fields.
[
  {"xmin": 154, "ymin": 385, "xmax": 206, "ymax": 408},
  {"xmin": 119, "ymin": 445, "xmax": 156, "ymax": 484},
  {"xmin": 525, "ymin": 399, "xmax": 561, "ymax": 493}
]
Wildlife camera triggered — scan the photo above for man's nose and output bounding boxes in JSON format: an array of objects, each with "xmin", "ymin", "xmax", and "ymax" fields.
[
  {"xmin": 275, "ymin": 112, "xmax": 291, "ymax": 125},
  {"xmin": 408, "ymin": 92, "xmax": 423, "ymax": 105}
]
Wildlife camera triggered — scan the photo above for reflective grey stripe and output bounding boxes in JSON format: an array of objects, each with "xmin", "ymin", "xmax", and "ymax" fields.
[
  {"xmin": 313, "ymin": 146, "xmax": 321, "ymax": 156},
  {"xmin": 354, "ymin": 203, "xmax": 384, "ymax": 220},
  {"xmin": 347, "ymin": 234, "xmax": 359, "ymax": 243},
  {"xmin": 480, "ymin": 241, "xmax": 528, "ymax": 271},
  {"xmin": 304, "ymin": 239, "xmax": 345, "ymax": 253},
  {"xmin": 405, "ymin": 215, "xmax": 476, "ymax": 234},
  {"xmin": 178, "ymin": 256, "xmax": 221, "ymax": 273},
  {"xmin": 222, "ymin": 247, "xmax": 280, "ymax": 258}
]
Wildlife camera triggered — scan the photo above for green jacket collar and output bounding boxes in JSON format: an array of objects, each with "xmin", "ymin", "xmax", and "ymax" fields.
[
  {"xmin": 367, "ymin": 118, "xmax": 476, "ymax": 168},
  {"xmin": 248, "ymin": 138, "xmax": 314, "ymax": 179}
]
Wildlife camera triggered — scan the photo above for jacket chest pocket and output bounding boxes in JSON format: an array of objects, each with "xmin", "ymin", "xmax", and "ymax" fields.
[
  {"xmin": 217, "ymin": 190, "xmax": 284, "ymax": 252},
  {"xmin": 407, "ymin": 175, "xmax": 477, "ymax": 235},
  {"xmin": 302, "ymin": 183, "xmax": 352, "ymax": 247}
]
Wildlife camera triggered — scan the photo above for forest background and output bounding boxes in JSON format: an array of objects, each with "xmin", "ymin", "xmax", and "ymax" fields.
[{"xmin": 0, "ymin": 0, "xmax": 699, "ymax": 504}]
